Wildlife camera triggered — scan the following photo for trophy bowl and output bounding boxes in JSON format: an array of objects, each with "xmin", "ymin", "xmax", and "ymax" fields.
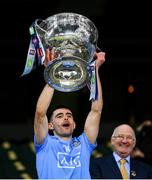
[{"xmin": 35, "ymin": 12, "xmax": 98, "ymax": 92}]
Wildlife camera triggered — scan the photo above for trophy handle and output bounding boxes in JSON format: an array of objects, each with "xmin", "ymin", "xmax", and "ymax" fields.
[{"xmin": 35, "ymin": 19, "xmax": 48, "ymax": 37}]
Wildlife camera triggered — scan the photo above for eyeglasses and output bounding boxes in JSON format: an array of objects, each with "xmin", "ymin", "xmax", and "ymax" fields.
[{"xmin": 113, "ymin": 134, "xmax": 135, "ymax": 141}]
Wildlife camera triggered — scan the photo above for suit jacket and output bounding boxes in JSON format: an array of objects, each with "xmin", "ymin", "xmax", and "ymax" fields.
[{"xmin": 90, "ymin": 154, "xmax": 152, "ymax": 179}]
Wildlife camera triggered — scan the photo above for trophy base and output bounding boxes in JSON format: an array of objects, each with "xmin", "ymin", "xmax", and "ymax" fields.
[{"xmin": 44, "ymin": 56, "xmax": 91, "ymax": 92}]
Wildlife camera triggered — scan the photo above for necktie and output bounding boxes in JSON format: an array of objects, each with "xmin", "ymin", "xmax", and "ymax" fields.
[{"xmin": 120, "ymin": 159, "xmax": 129, "ymax": 179}]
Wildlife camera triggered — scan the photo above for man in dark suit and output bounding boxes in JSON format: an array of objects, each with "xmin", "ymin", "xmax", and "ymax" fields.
[{"xmin": 90, "ymin": 124, "xmax": 152, "ymax": 179}]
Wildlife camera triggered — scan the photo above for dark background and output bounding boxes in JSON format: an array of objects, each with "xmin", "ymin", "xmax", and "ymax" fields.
[{"xmin": 0, "ymin": 0, "xmax": 152, "ymax": 140}]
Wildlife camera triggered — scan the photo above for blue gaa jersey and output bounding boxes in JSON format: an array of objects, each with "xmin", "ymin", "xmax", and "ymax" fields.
[{"xmin": 34, "ymin": 133, "xmax": 96, "ymax": 179}]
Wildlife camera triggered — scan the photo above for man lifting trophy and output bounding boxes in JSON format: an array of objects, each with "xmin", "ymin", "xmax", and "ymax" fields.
[{"xmin": 22, "ymin": 12, "xmax": 104, "ymax": 100}]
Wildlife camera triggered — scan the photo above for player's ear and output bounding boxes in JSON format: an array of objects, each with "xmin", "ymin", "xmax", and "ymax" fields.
[{"xmin": 48, "ymin": 122, "xmax": 54, "ymax": 130}]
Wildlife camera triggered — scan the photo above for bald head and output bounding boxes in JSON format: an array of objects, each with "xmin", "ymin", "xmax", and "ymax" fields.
[{"xmin": 112, "ymin": 124, "xmax": 136, "ymax": 140}]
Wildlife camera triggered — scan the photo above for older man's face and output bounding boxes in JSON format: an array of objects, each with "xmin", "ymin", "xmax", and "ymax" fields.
[{"xmin": 111, "ymin": 125, "xmax": 136, "ymax": 158}]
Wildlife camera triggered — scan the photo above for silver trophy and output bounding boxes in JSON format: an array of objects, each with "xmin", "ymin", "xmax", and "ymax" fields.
[{"xmin": 35, "ymin": 12, "xmax": 98, "ymax": 92}]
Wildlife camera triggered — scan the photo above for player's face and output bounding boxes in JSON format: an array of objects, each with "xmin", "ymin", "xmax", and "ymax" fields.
[{"xmin": 49, "ymin": 108, "xmax": 76, "ymax": 138}]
